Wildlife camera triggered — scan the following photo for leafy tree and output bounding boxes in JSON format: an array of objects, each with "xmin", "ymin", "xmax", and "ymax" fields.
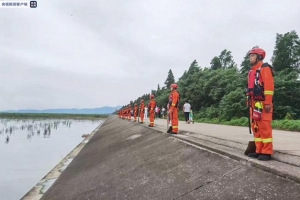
[
  {"xmin": 129, "ymin": 30, "xmax": 300, "ymax": 121},
  {"xmin": 210, "ymin": 57, "xmax": 222, "ymax": 70},
  {"xmin": 219, "ymin": 49, "xmax": 236, "ymax": 69},
  {"xmin": 164, "ymin": 69, "xmax": 175, "ymax": 88},
  {"xmin": 272, "ymin": 30, "xmax": 300, "ymax": 72},
  {"xmin": 187, "ymin": 60, "xmax": 200, "ymax": 74}
]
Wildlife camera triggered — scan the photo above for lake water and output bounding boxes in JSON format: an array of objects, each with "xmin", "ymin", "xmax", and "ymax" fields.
[{"xmin": 0, "ymin": 118, "xmax": 103, "ymax": 200}]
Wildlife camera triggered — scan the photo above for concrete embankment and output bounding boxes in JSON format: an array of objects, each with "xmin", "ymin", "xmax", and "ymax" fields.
[
  {"xmin": 40, "ymin": 116, "xmax": 300, "ymax": 200},
  {"xmin": 22, "ymin": 122, "xmax": 104, "ymax": 200}
]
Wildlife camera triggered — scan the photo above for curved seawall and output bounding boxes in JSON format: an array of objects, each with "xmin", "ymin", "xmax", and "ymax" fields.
[{"xmin": 38, "ymin": 116, "xmax": 300, "ymax": 200}]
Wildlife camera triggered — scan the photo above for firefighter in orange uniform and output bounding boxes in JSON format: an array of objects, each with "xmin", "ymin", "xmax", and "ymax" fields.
[
  {"xmin": 133, "ymin": 103, "xmax": 138, "ymax": 122},
  {"xmin": 247, "ymin": 47, "xmax": 274, "ymax": 161},
  {"xmin": 148, "ymin": 95, "xmax": 156, "ymax": 127},
  {"xmin": 125, "ymin": 107, "xmax": 128, "ymax": 120},
  {"xmin": 140, "ymin": 100, "xmax": 145, "ymax": 123},
  {"xmin": 122, "ymin": 108, "xmax": 126, "ymax": 119},
  {"xmin": 127, "ymin": 105, "xmax": 132, "ymax": 121},
  {"xmin": 167, "ymin": 84, "xmax": 180, "ymax": 134},
  {"xmin": 121, "ymin": 109, "xmax": 124, "ymax": 119}
]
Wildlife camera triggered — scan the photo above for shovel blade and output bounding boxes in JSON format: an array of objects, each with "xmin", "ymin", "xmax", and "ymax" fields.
[
  {"xmin": 167, "ymin": 126, "xmax": 173, "ymax": 133},
  {"xmin": 244, "ymin": 141, "xmax": 256, "ymax": 155}
]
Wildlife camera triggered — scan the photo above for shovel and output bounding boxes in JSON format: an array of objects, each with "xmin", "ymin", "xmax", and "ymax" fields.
[{"xmin": 244, "ymin": 102, "xmax": 256, "ymax": 155}]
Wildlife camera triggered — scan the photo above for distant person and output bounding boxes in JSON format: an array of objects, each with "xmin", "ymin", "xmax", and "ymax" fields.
[
  {"xmin": 183, "ymin": 101, "xmax": 191, "ymax": 123},
  {"xmin": 144, "ymin": 106, "xmax": 148, "ymax": 119},
  {"xmin": 133, "ymin": 103, "xmax": 138, "ymax": 122},
  {"xmin": 162, "ymin": 107, "xmax": 166, "ymax": 119},
  {"xmin": 158, "ymin": 106, "xmax": 161, "ymax": 118},
  {"xmin": 155, "ymin": 106, "xmax": 158, "ymax": 119},
  {"xmin": 167, "ymin": 83, "xmax": 180, "ymax": 134},
  {"xmin": 128, "ymin": 105, "xmax": 132, "ymax": 121},
  {"xmin": 148, "ymin": 95, "xmax": 156, "ymax": 127},
  {"xmin": 140, "ymin": 99, "xmax": 145, "ymax": 123}
]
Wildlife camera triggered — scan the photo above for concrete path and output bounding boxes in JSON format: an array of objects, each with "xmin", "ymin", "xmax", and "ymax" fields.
[
  {"xmin": 41, "ymin": 116, "xmax": 300, "ymax": 200},
  {"xmin": 140, "ymin": 117, "xmax": 300, "ymax": 182}
]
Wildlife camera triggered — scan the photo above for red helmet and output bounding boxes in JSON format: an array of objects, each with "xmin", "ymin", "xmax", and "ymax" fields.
[
  {"xmin": 248, "ymin": 48, "xmax": 266, "ymax": 60},
  {"xmin": 170, "ymin": 83, "xmax": 178, "ymax": 89},
  {"xmin": 150, "ymin": 95, "xmax": 155, "ymax": 99}
]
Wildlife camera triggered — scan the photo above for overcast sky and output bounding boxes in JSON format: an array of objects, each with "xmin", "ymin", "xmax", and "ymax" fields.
[{"xmin": 0, "ymin": 0, "xmax": 299, "ymax": 110}]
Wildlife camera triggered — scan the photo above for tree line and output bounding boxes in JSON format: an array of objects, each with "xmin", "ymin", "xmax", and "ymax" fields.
[{"xmin": 119, "ymin": 30, "xmax": 300, "ymax": 121}]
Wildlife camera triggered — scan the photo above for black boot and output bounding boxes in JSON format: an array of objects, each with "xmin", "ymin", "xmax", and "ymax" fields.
[
  {"xmin": 248, "ymin": 153, "xmax": 260, "ymax": 158},
  {"xmin": 167, "ymin": 126, "xmax": 172, "ymax": 133},
  {"xmin": 258, "ymin": 154, "xmax": 272, "ymax": 161}
]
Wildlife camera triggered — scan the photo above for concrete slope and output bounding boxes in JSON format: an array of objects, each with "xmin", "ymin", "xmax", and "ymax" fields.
[{"xmin": 41, "ymin": 116, "xmax": 300, "ymax": 200}]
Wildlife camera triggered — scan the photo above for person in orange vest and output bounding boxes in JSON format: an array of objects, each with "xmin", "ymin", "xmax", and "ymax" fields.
[
  {"xmin": 128, "ymin": 104, "xmax": 132, "ymax": 121},
  {"xmin": 148, "ymin": 95, "xmax": 156, "ymax": 127},
  {"xmin": 139, "ymin": 99, "xmax": 145, "ymax": 123},
  {"xmin": 133, "ymin": 103, "xmax": 138, "ymax": 122},
  {"xmin": 167, "ymin": 83, "xmax": 180, "ymax": 134},
  {"xmin": 122, "ymin": 109, "xmax": 125, "ymax": 119},
  {"xmin": 125, "ymin": 106, "xmax": 128, "ymax": 120},
  {"xmin": 125, "ymin": 107, "xmax": 128, "ymax": 120},
  {"xmin": 122, "ymin": 108, "xmax": 126, "ymax": 119},
  {"xmin": 247, "ymin": 47, "xmax": 274, "ymax": 161}
]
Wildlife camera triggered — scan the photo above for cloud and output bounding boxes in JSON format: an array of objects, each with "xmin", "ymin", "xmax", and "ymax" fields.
[{"xmin": 0, "ymin": 0, "xmax": 299, "ymax": 109}]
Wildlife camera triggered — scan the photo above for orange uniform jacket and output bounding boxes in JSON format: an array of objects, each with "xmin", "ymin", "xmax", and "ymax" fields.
[
  {"xmin": 140, "ymin": 103, "xmax": 145, "ymax": 113},
  {"xmin": 249, "ymin": 61, "xmax": 274, "ymax": 118},
  {"xmin": 134, "ymin": 105, "xmax": 138, "ymax": 114},
  {"xmin": 148, "ymin": 100, "xmax": 156, "ymax": 113},
  {"xmin": 169, "ymin": 90, "xmax": 180, "ymax": 111}
]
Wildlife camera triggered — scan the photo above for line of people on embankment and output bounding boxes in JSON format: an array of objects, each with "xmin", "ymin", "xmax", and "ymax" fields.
[
  {"xmin": 118, "ymin": 83, "xmax": 180, "ymax": 134},
  {"xmin": 117, "ymin": 47, "xmax": 275, "ymax": 161}
]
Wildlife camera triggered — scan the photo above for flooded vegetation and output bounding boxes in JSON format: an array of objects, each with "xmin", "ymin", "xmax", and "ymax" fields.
[
  {"xmin": 0, "ymin": 114, "xmax": 105, "ymax": 200},
  {"xmin": 1, "ymin": 119, "xmax": 73, "ymax": 144}
]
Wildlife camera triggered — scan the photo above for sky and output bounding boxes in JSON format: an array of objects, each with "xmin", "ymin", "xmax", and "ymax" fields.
[{"xmin": 0, "ymin": 0, "xmax": 300, "ymax": 110}]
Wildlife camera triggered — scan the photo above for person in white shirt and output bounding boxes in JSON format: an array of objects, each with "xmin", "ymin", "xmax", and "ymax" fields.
[
  {"xmin": 144, "ymin": 107, "xmax": 148, "ymax": 119},
  {"xmin": 183, "ymin": 101, "xmax": 191, "ymax": 123},
  {"xmin": 155, "ymin": 106, "xmax": 158, "ymax": 119},
  {"xmin": 162, "ymin": 107, "xmax": 166, "ymax": 119}
]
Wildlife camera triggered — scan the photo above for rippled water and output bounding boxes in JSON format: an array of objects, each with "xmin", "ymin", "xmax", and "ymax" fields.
[{"xmin": 0, "ymin": 118, "xmax": 103, "ymax": 200}]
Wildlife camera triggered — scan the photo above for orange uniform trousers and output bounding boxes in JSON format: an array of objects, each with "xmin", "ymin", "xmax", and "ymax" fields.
[
  {"xmin": 140, "ymin": 112, "xmax": 144, "ymax": 123},
  {"xmin": 134, "ymin": 110, "xmax": 137, "ymax": 122},
  {"xmin": 251, "ymin": 102, "xmax": 273, "ymax": 155},
  {"xmin": 149, "ymin": 109, "xmax": 155, "ymax": 127},
  {"xmin": 170, "ymin": 107, "xmax": 178, "ymax": 134},
  {"xmin": 128, "ymin": 111, "xmax": 131, "ymax": 120}
]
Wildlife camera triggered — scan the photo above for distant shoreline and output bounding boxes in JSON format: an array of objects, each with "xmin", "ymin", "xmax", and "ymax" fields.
[{"xmin": 0, "ymin": 113, "xmax": 109, "ymax": 120}]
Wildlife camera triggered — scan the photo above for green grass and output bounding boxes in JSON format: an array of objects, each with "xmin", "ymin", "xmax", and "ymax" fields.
[
  {"xmin": 0, "ymin": 113, "xmax": 109, "ymax": 120},
  {"xmin": 192, "ymin": 117, "xmax": 300, "ymax": 132}
]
